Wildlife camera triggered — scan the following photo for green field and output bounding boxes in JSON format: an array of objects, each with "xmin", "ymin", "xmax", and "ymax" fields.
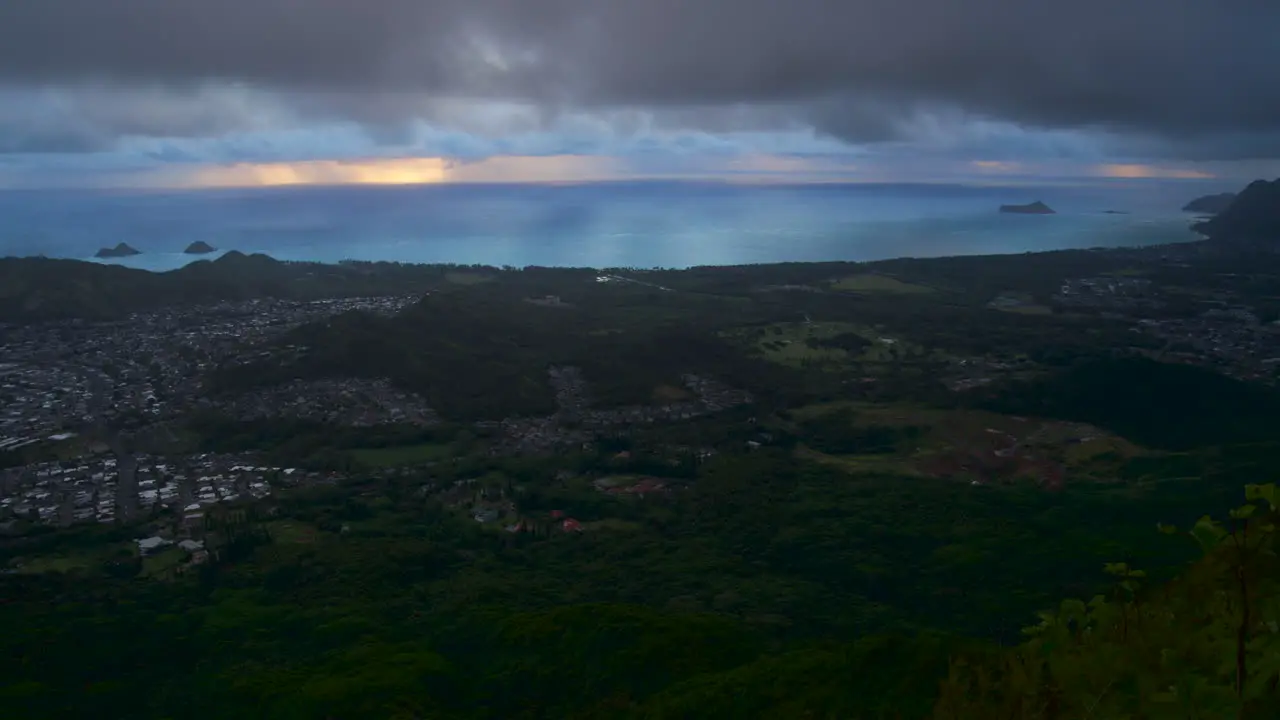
[
  {"xmin": 830, "ymin": 273, "xmax": 935, "ymax": 294},
  {"xmin": 265, "ymin": 520, "xmax": 322, "ymax": 544},
  {"xmin": 794, "ymin": 445, "xmax": 920, "ymax": 475},
  {"xmin": 729, "ymin": 321, "xmax": 934, "ymax": 367},
  {"xmin": 351, "ymin": 442, "xmax": 453, "ymax": 467},
  {"xmin": 792, "ymin": 401, "xmax": 1147, "ymax": 482},
  {"xmin": 17, "ymin": 554, "xmax": 97, "ymax": 574},
  {"xmin": 16, "ymin": 543, "xmax": 128, "ymax": 574},
  {"xmin": 744, "ymin": 322, "xmax": 857, "ymax": 367},
  {"xmin": 141, "ymin": 547, "xmax": 186, "ymax": 577},
  {"xmin": 988, "ymin": 291, "xmax": 1052, "ymax": 316}
]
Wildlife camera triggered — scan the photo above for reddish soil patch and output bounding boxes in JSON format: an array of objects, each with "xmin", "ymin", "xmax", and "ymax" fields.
[{"xmin": 917, "ymin": 448, "xmax": 1065, "ymax": 490}]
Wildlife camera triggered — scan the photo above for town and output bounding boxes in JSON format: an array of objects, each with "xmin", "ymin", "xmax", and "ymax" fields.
[
  {"xmin": 0, "ymin": 295, "xmax": 421, "ymax": 453},
  {"xmin": 6, "ymin": 244, "xmax": 1280, "ymax": 536}
]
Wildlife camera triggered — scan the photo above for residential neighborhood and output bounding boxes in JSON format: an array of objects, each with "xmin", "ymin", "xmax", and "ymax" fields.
[
  {"xmin": 0, "ymin": 451, "xmax": 337, "ymax": 529},
  {"xmin": 489, "ymin": 367, "xmax": 754, "ymax": 454},
  {"xmin": 0, "ymin": 295, "xmax": 422, "ymax": 452},
  {"xmin": 216, "ymin": 378, "xmax": 439, "ymax": 427},
  {"xmin": 1049, "ymin": 273, "xmax": 1280, "ymax": 383}
]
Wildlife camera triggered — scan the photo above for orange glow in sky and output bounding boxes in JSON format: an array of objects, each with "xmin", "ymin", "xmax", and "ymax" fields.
[
  {"xmin": 182, "ymin": 158, "xmax": 450, "ymax": 187},
  {"xmin": 971, "ymin": 160, "xmax": 1022, "ymax": 173},
  {"xmin": 130, "ymin": 155, "xmax": 1222, "ymax": 190},
  {"xmin": 172, "ymin": 155, "xmax": 629, "ymax": 188},
  {"xmin": 1094, "ymin": 163, "xmax": 1214, "ymax": 179}
]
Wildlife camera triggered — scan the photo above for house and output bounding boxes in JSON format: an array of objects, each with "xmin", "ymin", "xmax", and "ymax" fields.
[
  {"xmin": 136, "ymin": 536, "xmax": 171, "ymax": 556},
  {"xmin": 562, "ymin": 518, "xmax": 582, "ymax": 532}
]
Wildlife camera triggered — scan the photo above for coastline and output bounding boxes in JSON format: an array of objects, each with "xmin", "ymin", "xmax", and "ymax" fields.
[{"xmin": 8, "ymin": 222, "xmax": 1208, "ymax": 275}]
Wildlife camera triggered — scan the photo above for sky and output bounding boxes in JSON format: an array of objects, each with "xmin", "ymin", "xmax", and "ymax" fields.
[{"xmin": 1, "ymin": 0, "xmax": 1278, "ymax": 189}]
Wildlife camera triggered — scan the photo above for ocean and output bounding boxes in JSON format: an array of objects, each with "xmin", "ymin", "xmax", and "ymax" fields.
[{"xmin": 0, "ymin": 180, "xmax": 1221, "ymax": 271}]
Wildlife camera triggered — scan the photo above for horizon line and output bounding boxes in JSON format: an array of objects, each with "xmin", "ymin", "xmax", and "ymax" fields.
[{"xmin": 0, "ymin": 175, "xmax": 1231, "ymax": 195}]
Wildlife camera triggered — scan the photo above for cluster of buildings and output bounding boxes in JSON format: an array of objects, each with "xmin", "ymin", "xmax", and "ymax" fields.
[
  {"xmin": 942, "ymin": 356, "xmax": 1036, "ymax": 393},
  {"xmin": 0, "ymin": 451, "xmax": 337, "ymax": 529},
  {"xmin": 1048, "ymin": 274, "xmax": 1280, "ymax": 384},
  {"xmin": 1053, "ymin": 276, "xmax": 1161, "ymax": 309},
  {"xmin": 0, "ymin": 295, "xmax": 422, "ymax": 451},
  {"xmin": 1135, "ymin": 310, "xmax": 1280, "ymax": 383},
  {"xmin": 215, "ymin": 378, "xmax": 439, "ymax": 427},
  {"xmin": 489, "ymin": 368, "xmax": 754, "ymax": 453}
]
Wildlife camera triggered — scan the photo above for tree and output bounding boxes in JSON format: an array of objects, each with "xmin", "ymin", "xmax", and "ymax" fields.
[{"xmin": 935, "ymin": 483, "xmax": 1280, "ymax": 719}]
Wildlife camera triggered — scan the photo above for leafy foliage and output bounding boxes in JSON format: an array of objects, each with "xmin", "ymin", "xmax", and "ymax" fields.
[{"xmin": 937, "ymin": 483, "xmax": 1280, "ymax": 719}]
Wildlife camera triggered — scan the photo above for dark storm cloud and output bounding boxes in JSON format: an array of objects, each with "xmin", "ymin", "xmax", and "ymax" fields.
[
  {"xmin": 0, "ymin": 85, "xmax": 299, "ymax": 155},
  {"xmin": 1, "ymin": 0, "xmax": 1278, "ymax": 157}
]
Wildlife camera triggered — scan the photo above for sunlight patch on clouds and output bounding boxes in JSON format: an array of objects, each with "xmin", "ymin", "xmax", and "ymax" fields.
[
  {"xmin": 178, "ymin": 158, "xmax": 449, "ymax": 187},
  {"xmin": 159, "ymin": 155, "xmax": 632, "ymax": 188},
  {"xmin": 971, "ymin": 160, "xmax": 1023, "ymax": 173},
  {"xmin": 1093, "ymin": 163, "xmax": 1214, "ymax": 179}
]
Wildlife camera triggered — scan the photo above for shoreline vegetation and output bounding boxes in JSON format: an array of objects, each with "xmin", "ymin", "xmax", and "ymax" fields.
[{"xmin": 0, "ymin": 224, "xmax": 1221, "ymax": 327}]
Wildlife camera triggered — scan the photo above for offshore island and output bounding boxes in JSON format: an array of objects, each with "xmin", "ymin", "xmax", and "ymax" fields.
[
  {"xmin": 184, "ymin": 241, "xmax": 217, "ymax": 255},
  {"xmin": 94, "ymin": 242, "xmax": 142, "ymax": 258}
]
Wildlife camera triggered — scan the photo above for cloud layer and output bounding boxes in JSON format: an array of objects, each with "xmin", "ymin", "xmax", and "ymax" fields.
[{"xmin": 1, "ymin": 0, "xmax": 1278, "ymax": 184}]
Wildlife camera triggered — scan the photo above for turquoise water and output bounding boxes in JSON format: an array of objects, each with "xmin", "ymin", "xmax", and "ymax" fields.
[{"xmin": 0, "ymin": 181, "xmax": 1215, "ymax": 270}]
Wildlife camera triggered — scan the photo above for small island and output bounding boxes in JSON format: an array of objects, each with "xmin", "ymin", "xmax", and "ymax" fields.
[
  {"xmin": 1182, "ymin": 193, "xmax": 1237, "ymax": 214},
  {"xmin": 94, "ymin": 242, "xmax": 141, "ymax": 259},
  {"xmin": 184, "ymin": 241, "xmax": 217, "ymax": 255},
  {"xmin": 999, "ymin": 201, "xmax": 1056, "ymax": 215}
]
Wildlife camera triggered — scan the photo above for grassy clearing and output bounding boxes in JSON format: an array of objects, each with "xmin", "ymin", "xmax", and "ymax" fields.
[
  {"xmin": 352, "ymin": 442, "xmax": 452, "ymax": 467},
  {"xmin": 266, "ymin": 519, "xmax": 321, "ymax": 544},
  {"xmin": 445, "ymin": 271, "xmax": 496, "ymax": 285},
  {"xmin": 1062, "ymin": 434, "xmax": 1144, "ymax": 466},
  {"xmin": 794, "ymin": 445, "xmax": 921, "ymax": 476},
  {"xmin": 729, "ymin": 321, "xmax": 937, "ymax": 368},
  {"xmin": 16, "ymin": 543, "xmax": 128, "ymax": 574},
  {"xmin": 142, "ymin": 547, "xmax": 186, "ymax": 578},
  {"xmin": 18, "ymin": 554, "xmax": 96, "ymax": 574},
  {"xmin": 792, "ymin": 402, "xmax": 1146, "ymax": 476},
  {"xmin": 743, "ymin": 322, "xmax": 857, "ymax": 367},
  {"xmin": 831, "ymin": 274, "xmax": 935, "ymax": 294},
  {"xmin": 988, "ymin": 291, "xmax": 1052, "ymax": 316},
  {"xmin": 593, "ymin": 475, "xmax": 645, "ymax": 488},
  {"xmin": 729, "ymin": 322, "xmax": 857, "ymax": 367}
]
